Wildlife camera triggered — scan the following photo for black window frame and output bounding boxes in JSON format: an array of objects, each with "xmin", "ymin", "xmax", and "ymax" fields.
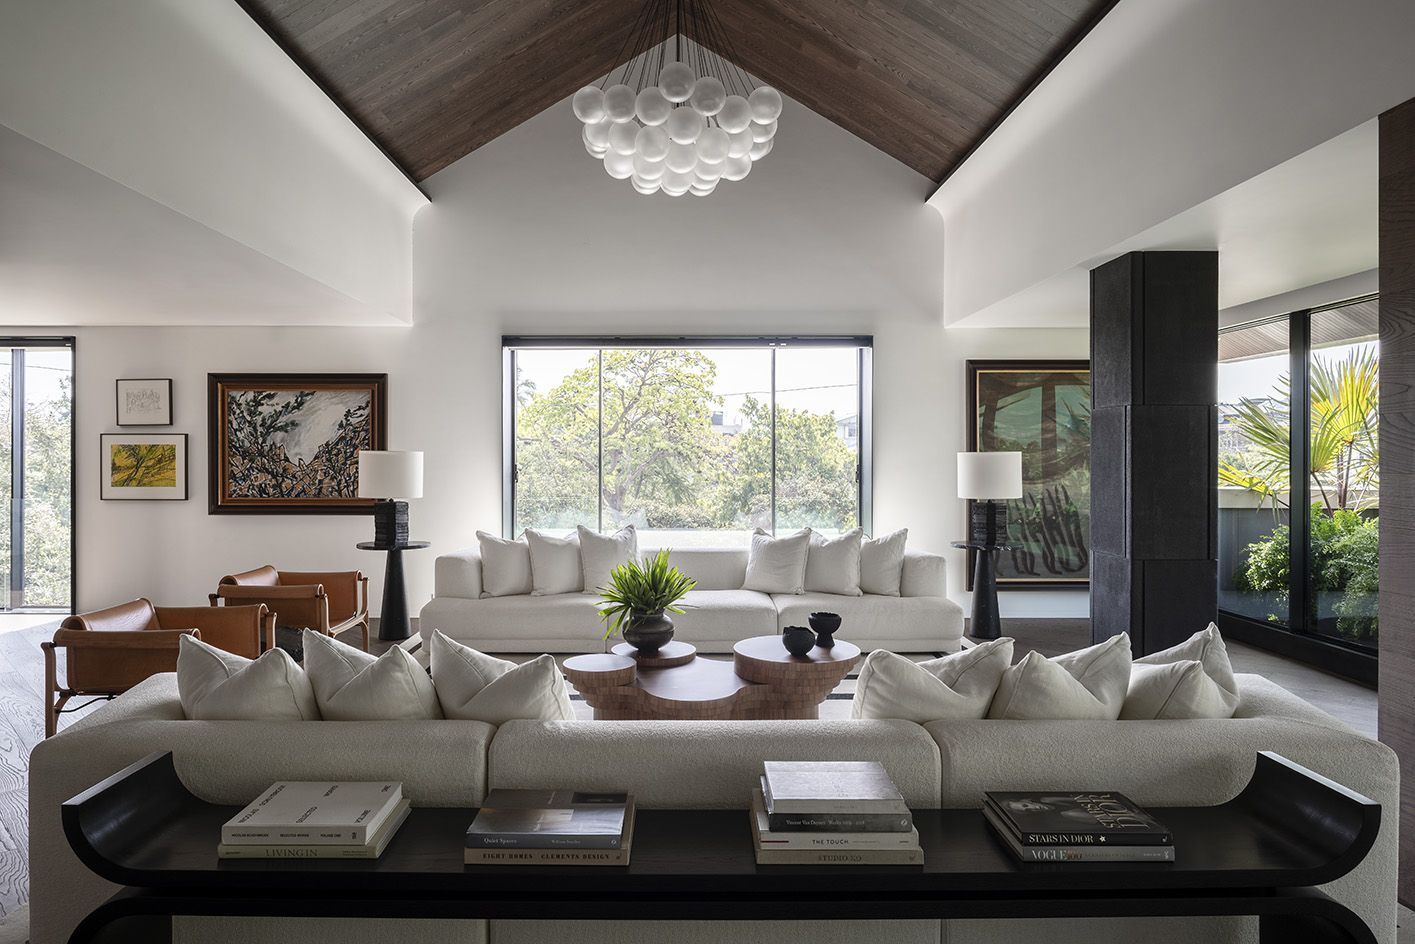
[
  {"xmin": 502, "ymin": 335, "xmax": 873, "ymax": 540},
  {"xmin": 1216, "ymin": 297, "xmax": 1378, "ymax": 686}
]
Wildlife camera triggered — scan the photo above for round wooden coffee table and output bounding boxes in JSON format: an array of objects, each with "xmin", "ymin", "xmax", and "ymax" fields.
[{"xmin": 562, "ymin": 635, "xmax": 860, "ymax": 721}]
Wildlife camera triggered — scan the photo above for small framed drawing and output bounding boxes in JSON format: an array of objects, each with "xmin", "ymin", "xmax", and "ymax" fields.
[
  {"xmin": 116, "ymin": 378, "xmax": 173, "ymax": 426},
  {"xmin": 100, "ymin": 433, "xmax": 188, "ymax": 501}
]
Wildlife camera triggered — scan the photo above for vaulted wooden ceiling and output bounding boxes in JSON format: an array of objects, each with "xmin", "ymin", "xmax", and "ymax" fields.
[{"xmin": 237, "ymin": 0, "xmax": 1116, "ymax": 183}]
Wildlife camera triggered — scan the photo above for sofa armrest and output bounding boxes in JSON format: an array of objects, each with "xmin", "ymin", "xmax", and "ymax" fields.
[
  {"xmin": 900, "ymin": 550, "xmax": 946, "ymax": 597},
  {"xmin": 435, "ymin": 548, "xmax": 484, "ymax": 600}
]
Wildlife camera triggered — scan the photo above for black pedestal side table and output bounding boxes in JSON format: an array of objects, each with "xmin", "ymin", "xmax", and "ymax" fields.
[
  {"xmin": 357, "ymin": 541, "xmax": 429, "ymax": 642},
  {"xmin": 951, "ymin": 541, "xmax": 1009, "ymax": 641}
]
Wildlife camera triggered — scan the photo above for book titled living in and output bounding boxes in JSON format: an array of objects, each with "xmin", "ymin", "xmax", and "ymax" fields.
[{"xmin": 222, "ymin": 781, "xmax": 403, "ymax": 846}]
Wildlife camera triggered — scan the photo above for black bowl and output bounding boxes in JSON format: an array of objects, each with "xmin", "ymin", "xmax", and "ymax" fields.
[{"xmin": 808, "ymin": 611, "xmax": 842, "ymax": 634}]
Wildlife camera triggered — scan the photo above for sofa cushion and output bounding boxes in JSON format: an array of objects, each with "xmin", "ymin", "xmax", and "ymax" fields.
[
  {"xmin": 428, "ymin": 630, "xmax": 575, "ymax": 723},
  {"xmin": 304, "ymin": 630, "xmax": 442, "ymax": 720},
  {"xmin": 805, "ymin": 528, "xmax": 863, "ymax": 595},
  {"xmin": 657, "ymin": 547, "xmax": 748, "ymax": 591},
  {"xmin": 421, "ymin": 593, "xmax": 606, "ymax": 651},
  {"xmin": 743, "ymin": 528, "xmax": 810, "ymax": 594},
  {"xmin": 526, "ymin": 529, "xmax": 583, "ymax": 595},
  {"xmin": 852, "ymin": 638, "xmax": 1012, "ymax": 722},
  {"xmin": 1122, "ymin": 623, "xmax": 1240, "ymax": 720},
  {"xmin": 177, "ymin": 635, "xmax": 319, "ymax": 721},
  {"xmin": 988, "ymin": 633, "xmax": 1132, "ymax": 720},
  {"xmin": 578, "ymin": 525, "xmax": 637, "ymax": 593},
  {"xmin": 477, "ymin": 531, "xmax": 532, "ymax": 597},
  {"xmin": 773, "ymin": 592, "xmax": 963, "ymax": 646},
  {"xmin": 860, "ymin": 528, "xmax": 908, "ymax": 596},
  {"xmin": 670, "ymin": 589, "xmax": 778, "ymax": 644}
]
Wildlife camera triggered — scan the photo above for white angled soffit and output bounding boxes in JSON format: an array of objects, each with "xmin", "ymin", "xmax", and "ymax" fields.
[
  {"xmin": 928, "ymin": 0, "xmax": 1415, "ymax": 329},
  {"xmin": 0, "ymin": 0, "xmax": 428, "ymax": 326}
]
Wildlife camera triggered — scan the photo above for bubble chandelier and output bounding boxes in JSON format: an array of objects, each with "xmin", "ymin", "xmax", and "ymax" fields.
[{"xmin": 572, "ymin": 0, "xmax": 782, "ymax": 197}]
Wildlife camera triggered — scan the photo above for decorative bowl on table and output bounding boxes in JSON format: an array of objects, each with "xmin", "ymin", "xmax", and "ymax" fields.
[
  {"xmin": 808, "ymin": 611, "xmax": 842, "ymax": 648},
  {"xmin": 782, "ymin": 625, "xmax": 817, "ymax": 657}
]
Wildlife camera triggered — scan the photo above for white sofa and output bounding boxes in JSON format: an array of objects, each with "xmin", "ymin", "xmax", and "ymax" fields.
[
  {"xmin": 29, "ymin": 672, "xmax": 1398, "ymax": 944},
  {"xmin": 419, "ymin": 546, "xmax": 966, "ymax": 653}
]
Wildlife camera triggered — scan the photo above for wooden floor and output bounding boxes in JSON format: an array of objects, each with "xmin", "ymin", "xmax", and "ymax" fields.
[{"xmin": 0, "ymin": 618, "xmax": 1385, "ymax": 939}]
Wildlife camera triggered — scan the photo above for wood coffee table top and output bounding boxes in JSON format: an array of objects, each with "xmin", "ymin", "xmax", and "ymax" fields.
[{"xmin": 562, "ymin": 635, "xmax": 861, "ymax": 721}]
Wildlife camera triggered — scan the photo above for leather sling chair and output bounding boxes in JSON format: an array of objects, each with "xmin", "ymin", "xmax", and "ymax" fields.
[
  {"xmin": 42, "ymin": 598, "xmax": 272, "ymax": 738},
  {"xmin": 211, "ymin": 566, "xmax": 370, "ymax": 653}
]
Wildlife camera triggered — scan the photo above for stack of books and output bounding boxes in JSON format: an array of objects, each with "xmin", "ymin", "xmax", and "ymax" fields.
[
  {"xmin": 219, "ymin": 781, "xmax": 410, "ymax": 859},
  {"xmin": 751, "ymin": 760, "xmax": 922, "ymax": 865},
  {"xmin": 465, "ymin": 789, "xmax": 635, "ymax": 865},
  {"xmin": 983, "ymin": 791, "xmax": 1174, "ymax": 862}
]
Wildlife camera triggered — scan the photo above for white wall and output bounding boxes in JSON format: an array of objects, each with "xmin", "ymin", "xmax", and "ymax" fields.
[{"xmin": 14, "ymin": 92, "xmax": 1087, "ymax": 619}]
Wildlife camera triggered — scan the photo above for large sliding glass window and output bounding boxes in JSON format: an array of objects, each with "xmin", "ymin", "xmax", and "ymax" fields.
[
  {"xmin": 1216, "ymin": 297, "xmax": 1378, "ymax": 677},
  {"xmin": 506, "ymin": 338, "xmax": 871, "ymax": 546},
  {"xmin": 0, "ymin": 339, "xmax": 75, "ymax": 612}
]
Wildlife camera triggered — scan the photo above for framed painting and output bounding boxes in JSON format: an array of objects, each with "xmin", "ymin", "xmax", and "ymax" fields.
[
  {"xmin": 208, "ymin": 373, "xmax": 387, "ymax": 515},
  {"xmin": 115, "ymin": 378, "xmax": 173, "ymax": 426},
  {"xmin": 966, "ymin": 360, "xmax": 1090, "ymax": 589},
  {"xmin": 100, "ymin": 433, "xmax": 188, "ymax": 500}
]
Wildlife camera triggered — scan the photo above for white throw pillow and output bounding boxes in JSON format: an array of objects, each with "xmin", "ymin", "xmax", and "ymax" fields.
[
  {"xmin": 302, "ymin": 630, "xmax": 441, "ymax": 721},
  {"xmin": 988, "ymin": 633, "xmax": 1132, "ymax": 720},
  {"xmin": 578, "ymin": 525, "xmax": 638, "ymax": 593},
  {"xmin": 477, "ymin": 530, "xmax": 532, "ymax": 597},
  {"xmin": 428, "ymin": 630, "xmax": 575, "ymax": 723},
  {"xmin": 526, "ymin": 529, "xmax": 583, "ymax": 595},
  {"xmin": 860, "ymin": 528, "xmax": 908, "ymax": 596},
  {"xmin": 742, "ymin": 528, "xmax": 811, "ymax": 594},
  {"xmin": 177, "ymin": 634, "xmax": 319, "ymax": 721},
  {"xmin": 805, "ymin": 528, "xmax": 863, "ymax": 595},
  {"xmin": 852, "ymin": 638, "xmax": 1013, "ymax": 722},
  {"xmin": 1121, "ymin": 623, "xmax": 1241, "ymax": 719}
]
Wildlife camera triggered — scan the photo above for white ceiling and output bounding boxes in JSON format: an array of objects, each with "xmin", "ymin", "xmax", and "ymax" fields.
[{"xmin": 948, "ymin": 118, "xmax": 1377, "ymax": 327}]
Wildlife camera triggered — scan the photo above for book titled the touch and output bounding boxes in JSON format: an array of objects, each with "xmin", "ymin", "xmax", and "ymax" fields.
[
  {"xmin": 466, "ymin": 790, "xmax": 634, "ymax": 850},
  {"xmin": 751, "ymin": 789, "xmax": 917, "ymax": 850},
  {"xmin": 222, "ymin": 781, "xmax": 403, "ymax": 845},
  {"xmin": 218, "ymin": 799, "xmax": 411, "ymax": 859}
]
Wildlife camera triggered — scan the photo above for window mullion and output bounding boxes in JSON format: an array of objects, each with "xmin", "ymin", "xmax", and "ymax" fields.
[
  {"xmin": 770, "ymin": 347, "xmax": 777, "ymax": 535},
  {"xmin": 1289, "ymin": 311, "xmax": 1313, "ymax": 634}
]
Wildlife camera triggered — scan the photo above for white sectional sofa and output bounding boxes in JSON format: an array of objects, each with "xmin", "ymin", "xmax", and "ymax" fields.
[
  {"xmin": 419, "ymin": 545, "xmax": 966, "ymax": 653},
  {"xmin": 29, "ymin": 671, "xmax": 1398, "ymax": 944}
]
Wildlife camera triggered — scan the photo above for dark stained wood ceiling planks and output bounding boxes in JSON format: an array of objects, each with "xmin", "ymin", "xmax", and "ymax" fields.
[{"xmin": 238, "ymin": 0, "xmax": 1114, "ymax": 183}]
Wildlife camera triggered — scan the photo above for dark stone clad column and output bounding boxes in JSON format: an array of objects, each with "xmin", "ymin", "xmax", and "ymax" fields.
[
  {"xmin": 1089, "ymin": 251, "xmax": 1218, "ymax": 654},
  {"xmin": 1378, "ymin": 96, "xmax": 1415, "ymax": 908}
]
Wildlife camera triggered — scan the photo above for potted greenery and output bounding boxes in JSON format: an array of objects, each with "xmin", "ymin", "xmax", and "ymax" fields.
[{"xmin": 597, "ymin": 549, "xmax": 696, "ymax": 655}]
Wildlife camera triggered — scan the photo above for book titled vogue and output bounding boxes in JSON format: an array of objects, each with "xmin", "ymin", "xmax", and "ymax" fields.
[
  {"xmin": 983, "ymin": 806, "xmax": 1174, "ymax": 863},
  {"xmin": 222, "ymin": 781, "xmax": 403, "ymax": 845},
  {"xmin": 218, "ymin": 800, "xmax": 411, "ymax": 859},
  {"xmin": 464, "ymin": 790, "xmax": 635, "ymax": 865}
]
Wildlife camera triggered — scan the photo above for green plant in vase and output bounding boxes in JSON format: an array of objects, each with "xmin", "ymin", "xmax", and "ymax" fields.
[{"xmin": 597, "ymin": 549, "xmax": 697, "ymax": 656}]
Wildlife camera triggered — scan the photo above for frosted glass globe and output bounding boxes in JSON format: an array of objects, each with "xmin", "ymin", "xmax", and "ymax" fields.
[
  {"xmin": 604, "ymin": 149, "xmax": 635, "ymax": 179},
  {"xmin": 689, "ymin": 76, "xmax": 727, "ymax": 116},
  {"xmin": 695, "ymin": 159, "xmax": 724, "ymax": 182},
  {"xmin": 634, "ymin": 125, "xmax": 670, "ymax": 161},
  {"xmin": 696, "ymin": 126, "xmax": 730, "ymax": 163},
  {"xmin": 749, "ymin": 86, "xmax": 783, "ymax": 123},
  {"xmin": 608, "ymin": 121, "xmax": 640, "ymax": 155},
  {"xmin": 635, "ymin": 87, "xmax": 671, "ymax": 126},
  {"xmin": 727, "ymin": 127, "xmax": 754, "ymax": 159},
  {"xmin": 585, "ymin": 141, "xmax": 607, "ymax": 160},
  {"xmin": 665, "ymin": 141, "xmax": 698, "ymax": 174},
  {"xmin": 584, "ymin": 118, "xmax": 613, "ymax": 149},
  {"xmin": 665, "ymin": 107, "xmax": 704, "ymax": 145},
  {"xmin": 572, "ymin": 86, "xmax": 605, "ymax": 124},
  {"xmin": 690, "ymin": 181, "xmax": 716, "ymax": 196},
  {"xmin": 662, "ymin": 168, "xmax": 693, "ymax": 189},
  {"xmin": 717, "ymin": 95, "xmax": 752, "ymax": 133},
  {"xmin": 751, "ymin": 119, "xmax": 777, "ymax": 143},
  {"xmin": 721, "ymin": 154, "xmax": 751, "ymax": 181},
  {"xmin": 632, "ymin": 176, "xmax": 660, "ymax": 195},
  {"xmin": 749, "ymin": 138, "xmax": 774, "ymax": 161},
  {"xmin": 603, "ymin": 84, "xmax": 637, "ymax": 123},
  {"xmin": 659, "ymin": 62, "xmax": 696, "ymax": 102},
  {"xmin": 632, "ymin": 151, "xmax": 666, "ymax": 179}
]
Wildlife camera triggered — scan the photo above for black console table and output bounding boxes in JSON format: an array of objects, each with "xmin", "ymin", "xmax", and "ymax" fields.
[
  {"xmin": 355, "ymin": 540, "xmax": 428, "ymax": 641},
  {"xmin": 61, "ymin": 751, "xmax": 1379, "ymax": 943}
]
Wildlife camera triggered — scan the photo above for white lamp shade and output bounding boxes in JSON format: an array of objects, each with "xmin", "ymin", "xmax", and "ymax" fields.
[
  {"xmin": 358, "ymin": 450, "xmax": 423, "ymax": 499},
  {"xmin": 957, "ymin": 451, "xmax": 1022, "ymax": 500}
]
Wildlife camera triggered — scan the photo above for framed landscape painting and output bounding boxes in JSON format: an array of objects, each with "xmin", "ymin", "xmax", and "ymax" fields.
[
  {"xmin": 966, "ymin": 360, "xmax": 1091, "ymax": 589},
  {"xmin": 101, "ymin": 433, "xmax": 188, "ymax": 500},
  {"xmin": 208, "ymin": 373, "xmax": 387, "ymax": 515}
]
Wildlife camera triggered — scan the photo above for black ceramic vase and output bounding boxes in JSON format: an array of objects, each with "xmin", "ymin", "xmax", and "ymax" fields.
[
  {"xmin": 622, "ymin": 610, "xmax": 675, "ymax": 656},
  {"xmin": 809, "ymin": 611, "xmax": 842, "ymax": 648},
  {"xmin": 782, "ymin": 625, "xmax": 817, "ymax": 657}
]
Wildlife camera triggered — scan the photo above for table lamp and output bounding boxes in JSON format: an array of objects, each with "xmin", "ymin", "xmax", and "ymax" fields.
[
  {"xmin": 358, "ymin": 450, "xmax": 423, "ymax": 548},
  {"xmin": 955, "ymin": 451, "xmax": 1023, "ymax": 640}
]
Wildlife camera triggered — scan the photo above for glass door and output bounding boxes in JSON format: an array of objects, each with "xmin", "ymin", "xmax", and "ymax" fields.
[{"xmin": 0, "ymin": 339, "xmax": 75, "ymax": 613}]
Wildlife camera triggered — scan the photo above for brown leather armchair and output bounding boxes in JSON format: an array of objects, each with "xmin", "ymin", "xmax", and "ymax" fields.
[
  {"xmin": 211, "ymin": 566, "xmax": 370, "ymax": 652},
  {"xmin": 42, "ymin": 598, "xmax": 273, "ymax": 737}
]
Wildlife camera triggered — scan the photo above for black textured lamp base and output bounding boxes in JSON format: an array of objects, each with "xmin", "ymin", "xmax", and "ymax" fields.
[{"xmin": 372, "ymin": 500, "xmax": 409, "ymax": 548}]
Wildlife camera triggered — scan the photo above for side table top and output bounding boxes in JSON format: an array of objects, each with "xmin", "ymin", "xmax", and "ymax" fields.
[
  {"xmin": 732, "ymin": 634, "xmax": 861, "ymax": 665},
  {"xmin": 356, "ymin": 541, "xmax": 431, "ymax": 551}
]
